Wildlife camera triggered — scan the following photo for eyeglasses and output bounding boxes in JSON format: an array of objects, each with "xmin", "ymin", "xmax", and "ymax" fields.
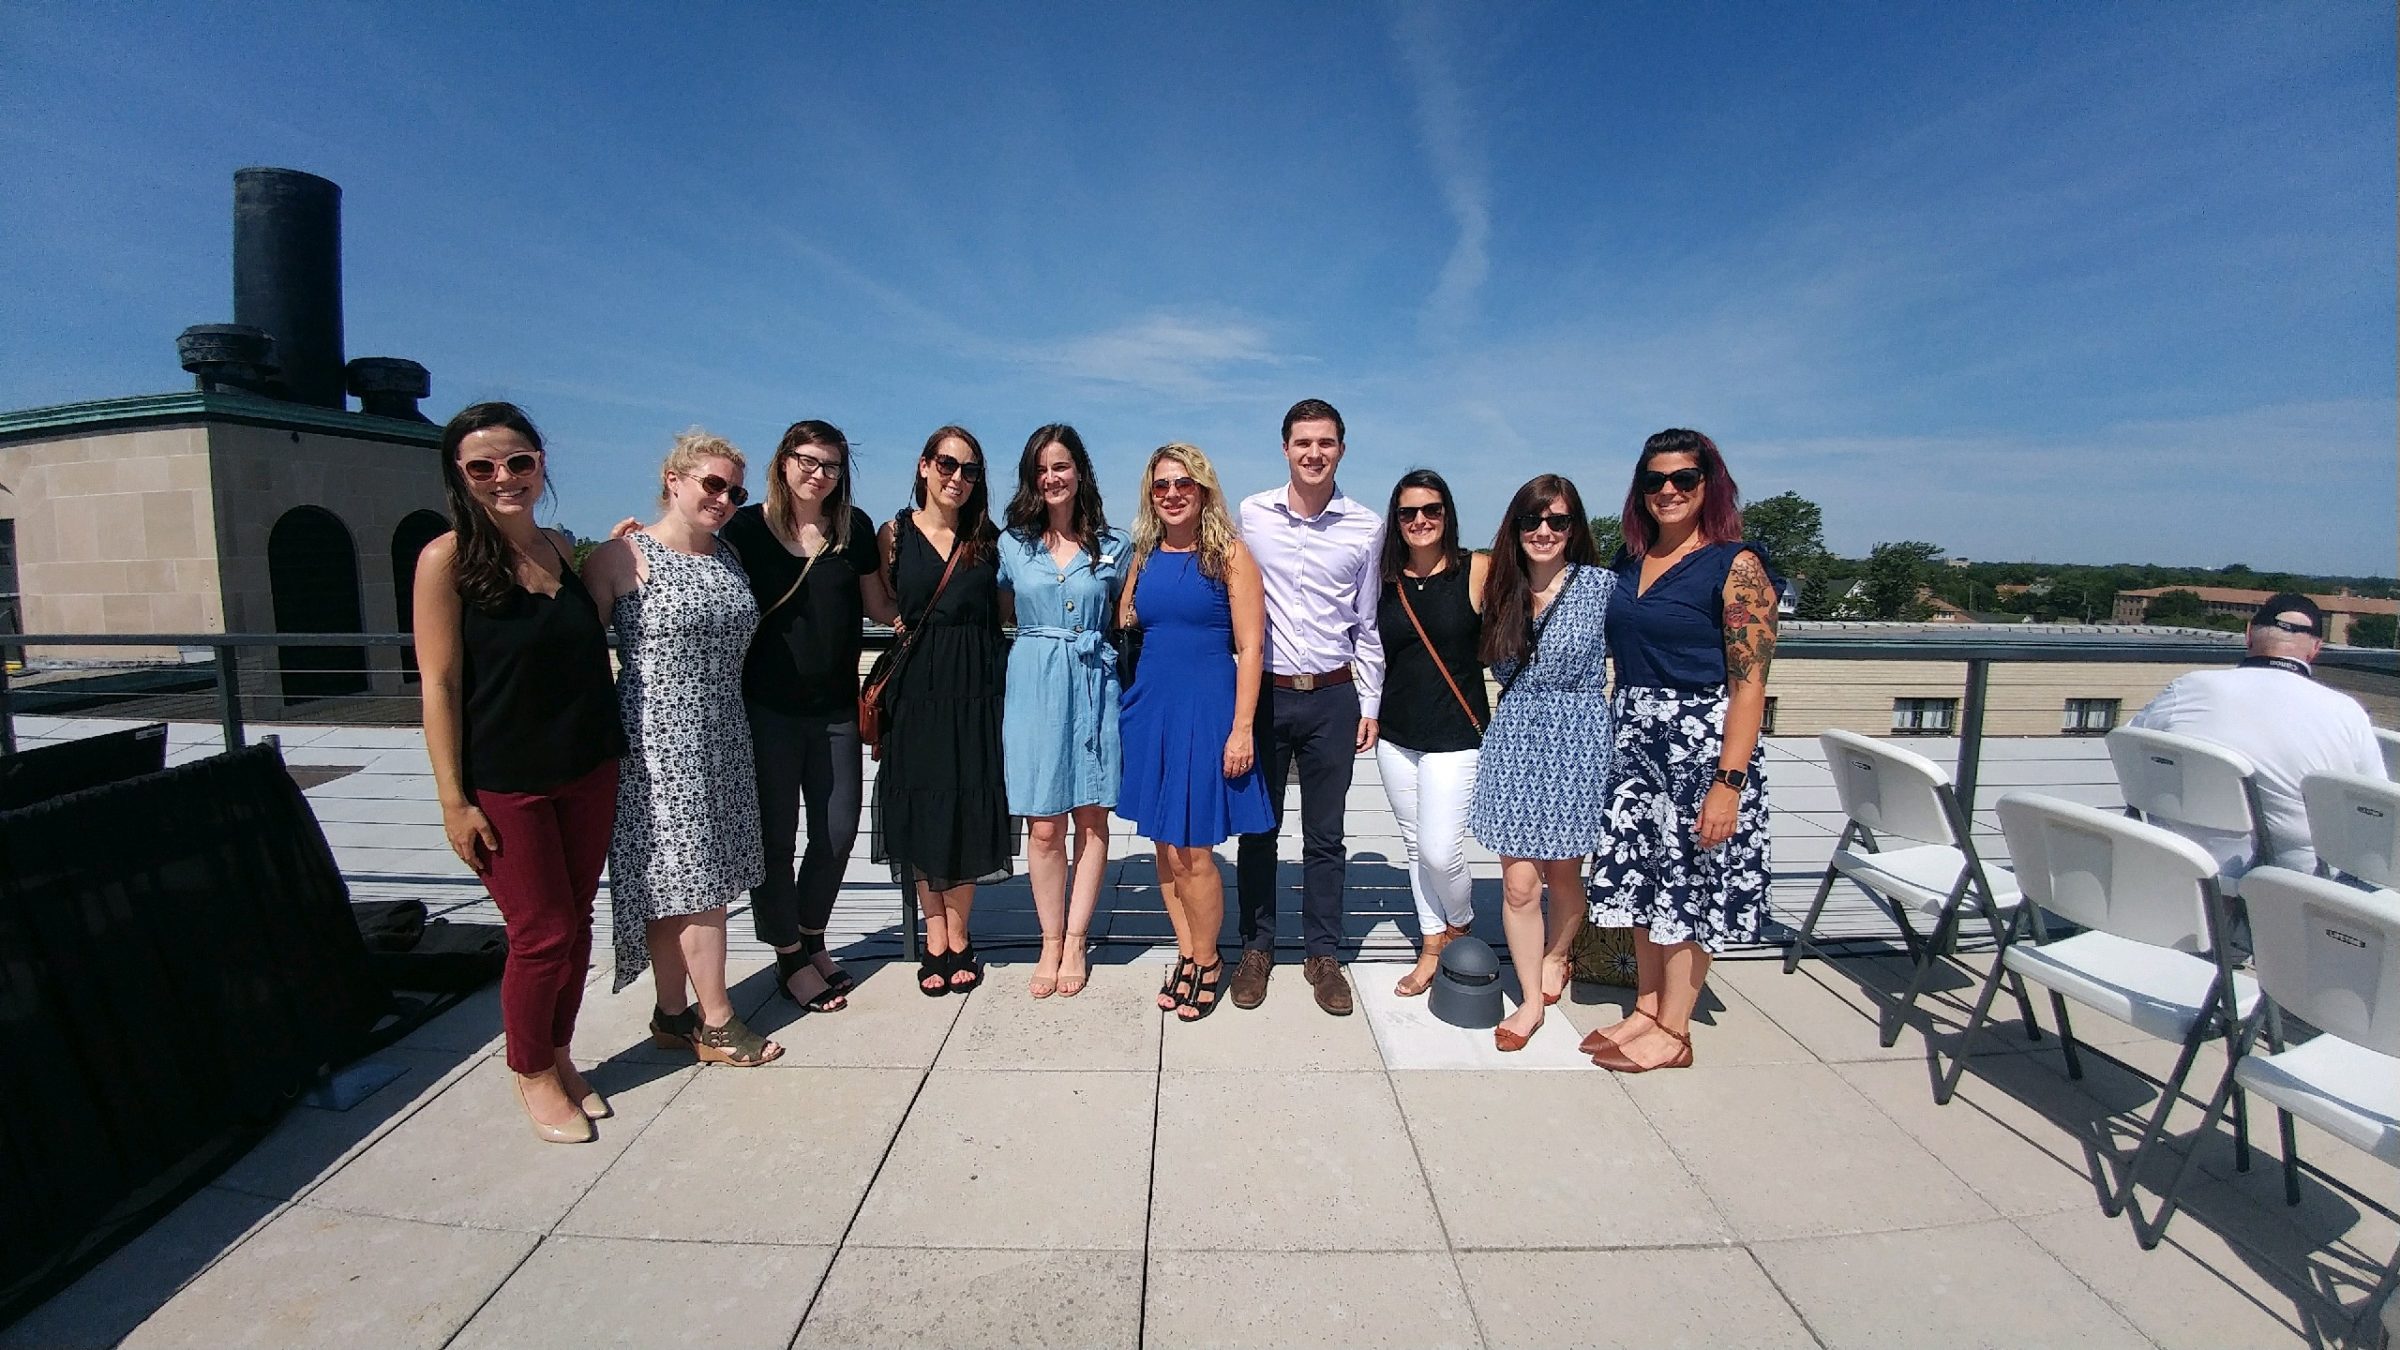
[
  {"xmin": 2257, "ymin": 618, "xmax": 2318, "ymax": 636},
  {"xmin": 460, "ymin": 452, "xmax": 541, "ymax": 483},
  {"xmin": 1514, "ymin": 511, "xmax": 1576, "ymax": 535},
  {"xmin": 1394, "ymin": 503, "xmax": 1446, "ymax": 524},
  {"xmin": 1150, "ymin": 475, "xmax": 1201, "ymax": 499},
  {"xmin": 785, "ymin": 451, "xmax": 842, "ymax": 481},
  {"xmin": 929, "ymin": 453, "xmax": 983, "ymax": 482},
  {"xmin": 686, "ymin": 473, "xmax": 749, "ymax": 506},
  {"xmin": 1639, "ymin": 467, "xmax": 1707, "ymax": 495}
]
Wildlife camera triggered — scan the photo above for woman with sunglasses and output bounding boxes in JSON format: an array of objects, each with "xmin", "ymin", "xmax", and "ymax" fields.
[
  {"xmin": 1583, "ymin": 430, "xmax": 1778, "ymax": 1074},
  {"xmin": 1374, "ymin": 470, "xmax": 1491, "ymax": 998},
  {"xmin": 874, "ymin": 426, "xmax": 1011, "ymax": 996},
  {"xmin": 996, "ymin": 424, "xmax": 1129, "ymax": 998},
  {"xmin": 415, "ymin": 402, "xmax": 625, "ymax": 1143},
  {"xmin": 1116, "ymin": 444, "xmax": 1272, "ymax": 1021},
  {"xmin": 581, "ymin": 431, "xmax": 779, "ymax": 1067},
  {"xmin": 719, "ymin": 420, "xmax": 899, "ymax": 1013},
  {"xmin": 1469, "ymin": 475, "xmax": 1617, "ymax": 1052}
]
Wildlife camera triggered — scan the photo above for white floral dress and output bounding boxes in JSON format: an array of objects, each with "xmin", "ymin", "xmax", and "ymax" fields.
[{"xmin": 607, "ymin": 532, "xmax": 765, "ymax": 991}]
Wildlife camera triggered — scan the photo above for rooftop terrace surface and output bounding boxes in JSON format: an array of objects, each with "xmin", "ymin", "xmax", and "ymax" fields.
[{"xmin": 5, "ymin": 716, "xmax": 2394, "ymax": 1348}]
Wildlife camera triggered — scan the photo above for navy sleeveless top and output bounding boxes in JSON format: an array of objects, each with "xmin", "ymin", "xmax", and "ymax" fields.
[{"xmin": 1605, "ymin": 541, "xmax": 1780, "ymax": 692}]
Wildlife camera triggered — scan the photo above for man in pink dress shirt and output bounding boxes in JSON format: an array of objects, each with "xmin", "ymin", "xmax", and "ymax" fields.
[{"xmin": 1229, "ymin": 398, "xmax": 1385, "ymax": 1016}]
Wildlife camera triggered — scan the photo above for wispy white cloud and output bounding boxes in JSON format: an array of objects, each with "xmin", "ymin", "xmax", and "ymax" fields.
[
  {"xmin": 1391, "ymin": 0, "xmax": 1491, "ymax": 342},
  {"xmin": 1029, "ymin": 312, "xmax": 1295, "ymax": 401}
]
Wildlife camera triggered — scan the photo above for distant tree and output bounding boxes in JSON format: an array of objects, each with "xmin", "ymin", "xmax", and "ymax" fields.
[
  {"xmin": 1743, "ymin": 492, "xmax": 1827, "ymax": 569},
  {"xmin": 2143, "ymin": 589, "xmax": 2209, "ymax": 626},
  {"xmin": 1588, "ymin": 513, "xmax": 1623, "ymax": 563},
  {"xmin": 1743, "ymin": 491, "xmax": 1833, "ymax": 613},
  {"xmin": 572, "ymin": 536, "xmax": 602, "ymax": 570},
  {"xmin": 1862, "ymin": 541, "xmax": 1943, "ymax": 620},
  {"xmin": 2350, "ymin": 614, "xmax": 2397, "ymax": 648}
]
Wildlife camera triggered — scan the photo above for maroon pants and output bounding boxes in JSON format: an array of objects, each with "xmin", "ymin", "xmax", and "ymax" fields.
[{"xmin": 474, "ymin": 758, "xmax": 620, "ymax": 1074}]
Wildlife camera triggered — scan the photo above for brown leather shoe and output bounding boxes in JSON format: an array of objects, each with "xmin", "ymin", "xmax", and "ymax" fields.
[
  {"xmin": 1304, "ymin": 955, "xmax": 1354, "ymax": 1016},
  {"xmin": 1230, "ymin": 949, "xmax": 1273, "ymax": 1010}
]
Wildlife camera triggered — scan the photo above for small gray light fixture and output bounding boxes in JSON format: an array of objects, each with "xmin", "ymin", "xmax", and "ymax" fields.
[{"xmin": 1428, "ymin": 935, "xmax": 1505, "ymax": 1028}]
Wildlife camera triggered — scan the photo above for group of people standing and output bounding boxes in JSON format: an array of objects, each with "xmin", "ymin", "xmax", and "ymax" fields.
[{"xmin": 415, "ymin": 396, "xmax": 1779, "ymax": 1144}]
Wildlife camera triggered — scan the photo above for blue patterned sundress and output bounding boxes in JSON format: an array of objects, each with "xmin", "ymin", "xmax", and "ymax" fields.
[
  {"xmin": 1587, "ymin": 543, "xmax": 1775, "ymax": 953},
  {"xmin": 1468, "ymin": 563, "xmax": 1616, "ymax": 859}
]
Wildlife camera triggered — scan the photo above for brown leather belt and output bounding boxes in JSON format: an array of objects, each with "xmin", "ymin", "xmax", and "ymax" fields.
[{"xmin": 1270, "ymin": 667, "xmax": 1354, "ymax": 692}]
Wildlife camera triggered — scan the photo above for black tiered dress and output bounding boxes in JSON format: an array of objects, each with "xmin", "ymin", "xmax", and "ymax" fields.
[{"xmin": 871, "ymin": 512, "xmax": 1012, "ymax": 889}]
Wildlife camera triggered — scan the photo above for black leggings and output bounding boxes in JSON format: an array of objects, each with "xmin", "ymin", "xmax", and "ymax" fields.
[{"xmin": 747, "ymin": 702, "xmax": 864, "ymax": 949}]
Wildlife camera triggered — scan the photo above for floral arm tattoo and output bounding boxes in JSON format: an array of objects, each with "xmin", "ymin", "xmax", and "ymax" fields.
[{"xmin": 1722, "ymin": 551, "xmax": 1779, "ymax": 686}]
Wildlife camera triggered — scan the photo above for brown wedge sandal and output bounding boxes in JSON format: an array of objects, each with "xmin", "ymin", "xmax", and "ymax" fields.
[{"xmin": 693, "ymin": 1014, "xmax": 783, "ymax": 1067}]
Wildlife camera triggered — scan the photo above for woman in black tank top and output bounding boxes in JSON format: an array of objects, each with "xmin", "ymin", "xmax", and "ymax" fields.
[
  {"xmin": 1372, "ymin": 470, "xmax": 1492, "ymax": 1000},
  {"xmin": 415, "ymin": 402, "xmax": 624, "ymax": 1146}
]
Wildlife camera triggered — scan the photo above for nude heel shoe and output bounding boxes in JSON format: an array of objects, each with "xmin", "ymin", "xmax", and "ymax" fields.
[{"xmin": 515, "ymin": 1074, "xmax": 595, "ymax": 1145}]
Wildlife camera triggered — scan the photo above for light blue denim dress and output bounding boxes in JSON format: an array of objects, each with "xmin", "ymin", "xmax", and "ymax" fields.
[{"xmin": 997, "ymin": 527, "xmax": 1128, "ymax": 816}]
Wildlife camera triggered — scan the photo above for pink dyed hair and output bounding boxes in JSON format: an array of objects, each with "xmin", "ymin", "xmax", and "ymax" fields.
[{"xmin": 1619, "ymin": 428, "xmax": 1743, "ymax": 557}]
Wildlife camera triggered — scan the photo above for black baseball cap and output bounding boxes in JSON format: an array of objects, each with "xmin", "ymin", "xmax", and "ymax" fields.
[{"xmin": 2250, "ymin": 592, "xmax": 2323, "ymax": 636}]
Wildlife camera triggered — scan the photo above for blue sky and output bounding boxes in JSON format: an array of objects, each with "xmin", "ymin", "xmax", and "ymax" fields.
[{"xmin": 4, "ymin": 2, "xmax": 2393, "ymax": 574}]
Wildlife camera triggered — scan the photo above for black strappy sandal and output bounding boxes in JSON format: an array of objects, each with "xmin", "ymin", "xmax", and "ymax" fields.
[
  {"xmin": 918, "ymin": 951, "xmax": 952, "ymax": 998},
  {"xmin": 800, "ymin": 933, "xmax": 857, "ymax": 997},
  {"xmin": 1157, "ymin": 956, "xmax": 1197, "ymax": 1012},
  {"xmin": 1177, "ymin": 960, "xmax": 1225, "ymax": 1022},
  {"xmin": 777, "ymin": 948, "xmax": 848, "ymax": 1013},
  {"xmin": 946, "ymin": 943, "xmax": 984, "ymax": 993}
]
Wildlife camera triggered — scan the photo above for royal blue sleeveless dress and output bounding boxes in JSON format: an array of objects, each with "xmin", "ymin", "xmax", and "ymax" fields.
[{"xmin": 1116, "ymin": 549, "xmax": 1274, "ymax": 848}]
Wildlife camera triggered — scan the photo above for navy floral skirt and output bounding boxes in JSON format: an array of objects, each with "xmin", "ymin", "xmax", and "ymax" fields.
[{"xmin": 1586, "ymin": 685, "xmax": 1771, "ymax": 954}]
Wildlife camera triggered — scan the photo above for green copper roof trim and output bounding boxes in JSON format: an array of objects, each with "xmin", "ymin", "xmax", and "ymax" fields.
[{"xmin": 0, "ymin": 391, "xmax": 442, "ymax": 448}]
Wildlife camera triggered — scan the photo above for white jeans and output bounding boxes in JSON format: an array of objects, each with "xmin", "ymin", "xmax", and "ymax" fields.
[{"xmin": 1376, "ymin": 742, "xmax": 1480, "ymax": 938}]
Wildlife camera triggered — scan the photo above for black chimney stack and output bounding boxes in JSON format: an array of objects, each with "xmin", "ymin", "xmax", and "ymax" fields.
[{"xmin": 232, "ymin": 168, "xmax": 345, "ymax": 409}]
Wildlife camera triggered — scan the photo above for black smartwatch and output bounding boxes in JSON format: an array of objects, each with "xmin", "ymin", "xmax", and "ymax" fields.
[{"xmin": 1712, "ymin": 768, "xmax": 1749, "ymax": 791}]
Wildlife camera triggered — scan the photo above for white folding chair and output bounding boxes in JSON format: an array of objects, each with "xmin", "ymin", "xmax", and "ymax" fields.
[
  {"xmin": 2374, "ymin": 727, "xmax": 2399, "ymax": 782},
  {"xmin": 2303, "ymin": 771, "xmax": 2400, "ymax": 892},
  {"xmin": 1941, "ymin": 793, "xmax": 2260, "ymax": 1224},
  {"xmin": 2108, "ymin": 724, "xmax": 2274, "ymax": 903},
  {"xmin": 1785, "ymin": 729, "xmax": 2041, "ymax": 1051},
  {"xmin": 2145, "ymin": 867, "xmax": 2400, "ymax": 1337}
]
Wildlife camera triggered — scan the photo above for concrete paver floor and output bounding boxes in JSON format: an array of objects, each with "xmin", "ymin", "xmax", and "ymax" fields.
[{"xmin": 9, "ymin": 948, "xmax": 2393, "ymax": 1349}]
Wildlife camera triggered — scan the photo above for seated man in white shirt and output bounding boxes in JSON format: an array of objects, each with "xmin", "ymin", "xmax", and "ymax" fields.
[{"xmin": 2128, "ymin": 593, "xmax": 2389, "ymax": 876}]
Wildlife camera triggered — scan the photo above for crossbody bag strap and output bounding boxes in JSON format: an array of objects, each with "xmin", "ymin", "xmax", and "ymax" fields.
[
  {"xmin": 885, "ymin": 518, "xmax": 968, "ymax": 675},
  {"xmin": 760, "ymin": 545, "xmax": 824, "ymax": 622},
  {"xmin": 1394, "ymin": 576, "xmax": 1481, "ymax": 733},
  {"xmin": 1499, "ymin": 566, "xmax": 1573, "ymax": 701}
]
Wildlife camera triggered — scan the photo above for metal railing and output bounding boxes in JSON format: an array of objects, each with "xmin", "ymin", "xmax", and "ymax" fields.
[{"xmin": 3, "ymin": 626, "xmax": 2391, "ymax": 814}]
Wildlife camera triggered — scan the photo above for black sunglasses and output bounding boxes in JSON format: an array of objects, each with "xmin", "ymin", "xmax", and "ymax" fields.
[
  {"xmin": 1514, "ymin": 511, "xmax": 1576, "ymax": 535},
  {"xmin": 2256, "ymin": 618, "xmax": 2318, "ymax": 637},
  {"xmin": 1395, "ymin": 502, "xmax": 1446, "ymax": 524},
  {"xmin": 460, "ymin": 452, "xmax": 541, "ymax": 483},
  {"xmin": 689, "ymin": 473, "xmax": 749, "ymax": 506},
  {"xmin": 928, "ymin": 452, "xmax": 984, "ymax": 482},
  {"xmin": 1639, "ymin": 467, "xmax": 1707, "ymax": 495}
]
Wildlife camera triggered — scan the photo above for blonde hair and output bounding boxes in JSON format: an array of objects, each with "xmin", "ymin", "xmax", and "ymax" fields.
[
  {"xmin": 658, "ymin": 427, "xmax": 746, "ymax": 505},
  {"xmin": 1130, "ymin": 443, "xmax": 1237, "ymax": 582}
]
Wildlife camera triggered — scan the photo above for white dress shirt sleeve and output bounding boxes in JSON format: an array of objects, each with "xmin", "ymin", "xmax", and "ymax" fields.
[{"xmin": 1352, "ymin": 531, "xmax": 1386, "ymax": 718}]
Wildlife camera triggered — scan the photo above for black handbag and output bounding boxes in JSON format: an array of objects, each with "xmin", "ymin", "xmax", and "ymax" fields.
[{"xmin": 1112, "ymin": 547, "xmax": 1146, "ymax": 686}]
